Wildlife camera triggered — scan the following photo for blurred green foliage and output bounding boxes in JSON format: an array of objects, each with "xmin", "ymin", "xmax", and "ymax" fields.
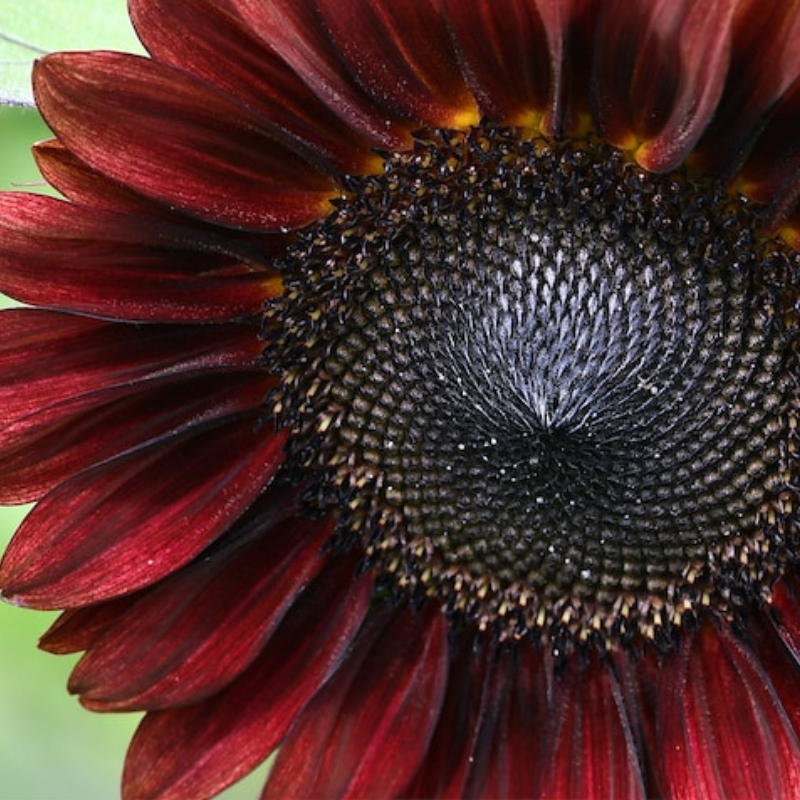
[
  {"xmin": 0, "ymin": 0, "xmax": 144, "ymax": 105},
  {"xmin": 0, "ymin": 108, "xmax": 271, "ymax": 799},
  {"xmin": 0, "ymin": 105, "xmax": 52, "ymax": 193}
]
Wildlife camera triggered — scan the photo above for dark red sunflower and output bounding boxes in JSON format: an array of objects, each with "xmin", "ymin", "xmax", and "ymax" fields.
[{"xmin": 2, "ymin": 1, "xmax": 800, "ymax": 798}]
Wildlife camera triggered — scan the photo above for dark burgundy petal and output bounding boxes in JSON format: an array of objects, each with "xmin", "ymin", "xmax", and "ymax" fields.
[
  {"xmin": 234, "ymin": 0, "xmax": 410, "ymax": 148},
  {"xmin": 592, "ymin": 0, "xmax": 664, "ymax": 149},
  {"xmin": 34, "ymin": 52, "xmax": 334, "ymax": 231},
  {"xmin": 39, "ymin": 593, "xmax": 146, "ymax": 655},
  {"xmin": 537, "ymin": 653, "xmax": 646, "ymax": 799},
  {"xmin": 0, "ymin": 420, "xmax": 289, "ymax": 608},
  {"xmin": 0, "ymin": 372, "xmax": 269, "ymax": 504},
  {"xmin": 71, "ymin": 515, "xmax": 331, "ymax": 710},
  {"xmin": 693, "ymin": 0, "xmax": 800, "ymax": 176},
  {"xmin": 314, "ymin": 0, "xmax": 478, "ymax": 129},
  {"xmin": 657, "ymin": 620, "xmax": 800, "ymax": 799},
  {"xmin": 593, "ymin": 0, "xmax": 736, "ymax": 171},
  {"xmin": 0, "ymin": 193, "xmax": 278, "ymax": 322},
  {"xmin": 454, "ymin": 651, "xmax": 517, "ymax": 798},
  {"xmin": 443, "ymin": 0, "xmax": 554, "ymax": 127},
  {"xmin": 408, "ymin": 639, "xmax": 542, "ymax": 799},
  {"xmin": 0, "ymin": 309, "xmax": 261, "ymax": 434},
  {"xmin": 32, "ymin": 141, "xmax": 291, "ymax": 263},
  {"xmin": 490, "ymin": 645, "xmax": 544, "ymax": 797},
  {"xmin": 36, "ymin": 139, "xmax": 253, "ymax": 232},
  {"xmin": 122, "ymin": 557, "xmax": 372, "ymax": 800},
  {"xmin": 539, "ymin": 0, "xmax": 603, "ymax": 136},
  {"xmin": 263, "ymin": 604, "xmax": 449, "ymax": 800},
  {"xmin": 0, "ymin": 192, "xmax": 272, "ymax": 264},
  {"xmin": 469, "ymin": 645, "xmax": 541, "ymax": 798},
  {"xmin": 0, "ymin": 311, "xmax": 264, "ymax": 505},
  {"xmin": 746, "ymin": 592, "xmax": 800, "ymax": 743},
  {"xmin": 737, "ymin": 77, "xmax": 800, "ymax": 225},
  {"xmin": 770, "ymin": 574, "xmax": 800, "ymax": 664},
  {"xmin": 406, "ymin": 635, "xmax": 491, "ymax": 798},
  {"xmin": 613, "ymin": 648, "xmax": 667, "ymax": 797},
  {"xmin": 35, "ymin": 139, "xmax": 170, "ymax": 215},
  {"xmin": 129, "ymin": 0, "xmax": 381, "ymax": 175}
]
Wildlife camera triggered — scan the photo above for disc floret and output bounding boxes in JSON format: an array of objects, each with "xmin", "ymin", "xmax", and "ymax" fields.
[{"xmin": 267, "ymin": 124, "xmax": 800, "ymax": 651}]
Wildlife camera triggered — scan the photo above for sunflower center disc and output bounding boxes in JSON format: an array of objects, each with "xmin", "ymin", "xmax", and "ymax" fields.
[{"xmin": 269, "ymin": 125, "xmax": 800, "ymax": 648}]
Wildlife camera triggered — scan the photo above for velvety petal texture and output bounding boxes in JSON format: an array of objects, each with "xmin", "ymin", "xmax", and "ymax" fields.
[
  {"xmin": 2, "ymin": 2, "xmax": 800, "ymax": 800},
  {"xmin": 0, "ymin": 310, "xmax": 265, "ymax": 504},
  {"xmin": 0, "ymin": 194, "xmax": 277, "ymax": 321},
  {"xmin": 693, "ymin": 0, "xmax": 800, "ymax": 175},
  {"xmin": 0, "ymin": 420, "xmax": 288, "ymax": 608},
  {"xmin": 70, "ymin": 514, "xmax": 332, "ymax": 710},
  {"xmin": 34, "ymin": 53, "xmax": 334, "ymax": 231},
  {"xmin": 538, "ymin": 655, "xmax": 646, "ymax": 799},
  {"xmin": 123, "ymin": 558, "xmax": 373, "ymax": 800},
  {"xmin": 313, "ymin": 0, "xmax": 478, "ymax": 128},
  {"xmin": 593, "ymin": 0, "xmax": 737, "ymax": 170},
  {"xmin": 128, "ymin": 0, "xmax": 383, "ymax": 175},
  {"xmin": 263, "ymin": 605, "xmax": 449, "ymax": 800},
  {"xmin": 443, "ymin": 0, "xmax": 555, "ymax": 127},
  {"xmin": 656, "ymin": 623, "xmax": 800, "ymax": 799},
  {"xmin": 235, "ymin": 0, "xmax": 412, "ymax": 147}
]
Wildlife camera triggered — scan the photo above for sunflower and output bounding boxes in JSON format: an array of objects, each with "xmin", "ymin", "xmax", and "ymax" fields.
[{"xmin": 2, "ymin": 0, "xmax": 800, "ymax": 798}]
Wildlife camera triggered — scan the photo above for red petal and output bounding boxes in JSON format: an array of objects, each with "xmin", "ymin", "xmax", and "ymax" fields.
[
  {"xmin": 0, "ymin": 371, "xmax": 270, "ymax": 505},
  {"xmin": 35, "ymin": 139, "xmax": 174, "ymax": 215},
  {"xmin": 747, "ymin": 590, "xmax": 800, "ymax": 743},
  {"xmin": 314, "ymin": 0, "xmax": 478, "ymax": 128},
  {"xmin": 122, "ymin": 556, "xmax": 372, "ymax": 800},
  {"xmin": 408, "ymin": 638, "xmax": 542, "ymax": 799},
  {"xmin": 737, "ymin": 77, "xmax": 800, "ymax": 223},
  {"xmin": 129, "ymin": 0, "xmax": 380, "ymax": 175},
  {"xmin": 657, "ymin": 620, "xmax": 800, "ymax": 799},
  {"xmin": 0, "ymin": 191, "xmax": 270, "ymax": 263},
  {"xmin": 537, "ymin": 653, "xmax": 646, "ymax": 799},
  {"xmin": 406, "ymin": 635, "xmax": 492, "ymax": 798},
  {"xmin": 0, "ymin": 310, "xmax": 264, "ymax": 501},
  {"xmin": 468, "ymin": 645, "xmax": 541, "ymax": 798},
  {"xmin": 32, "ymin": 140, "xmax": 290, "ymax": 263},
  {"xmin": 0, "ymin": 193, "xmax": 278, "ymax": 322},
  {"xmin": 540, "ymin": 0, "xmax": 603, "ymax": 136},
  {"xmin": 613, "ymin": 648, "xmax": 668, "ymax": 797},
  {"xmin": 443, "ymin": 0, "xmax": 554, "ymax": 127},
  {"xmin": 34, "ymin": 52, "xmax": 334, "ymax": 231},
  {"xmin": 71, "ymin": 514, "xmax": 331, "ymax": 710},
  {"xmin": 0, "ymin": 311, "xmax": 264, "ymax": 505},
  {"xmin": 0, "ymin": 420, "xmax": 288, "ymax": 608},
  {"xmin": 39, "ymin": 593, "xmax": 146, "ymax": 655},
  {"xmin": 593, "ymin": 0, "xmax": 736, "ymax": 171},
  {"xmin": 481, "ymin": 645, "xmax": 541, "ymax": 798},
  {"xmin": 770, "ymin": 574, "xmax": 800, "ymax": 665},
  {"xmin": 693, "ymin": 0, "xmax": 800, "ymax": 176},
  {"xmin": 263, "ymin": 604, "xmax": 449, "ymax": 800},
  {"xmin": 0, "ymin": 310, "xmax": 260, "ymax": 436},
  {"xmin": 233, "ymin": 0, "xmax": 410, "ymax": 148}
]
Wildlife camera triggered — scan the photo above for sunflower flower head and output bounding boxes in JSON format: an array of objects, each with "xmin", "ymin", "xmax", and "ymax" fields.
[{"xmin": 1, "ymin": 1, "xmax": 800, "ymax": 799}]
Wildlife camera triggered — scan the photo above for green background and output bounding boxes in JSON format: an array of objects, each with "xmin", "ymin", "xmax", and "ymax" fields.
[{"xmin": 0, "ymin": 109, "xmax": 271, "ymax": 799}]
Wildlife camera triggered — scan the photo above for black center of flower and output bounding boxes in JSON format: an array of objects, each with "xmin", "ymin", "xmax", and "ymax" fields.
[{"xmin": 266, "ymin": 125, "xmax": 800, "ymax": 650}]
